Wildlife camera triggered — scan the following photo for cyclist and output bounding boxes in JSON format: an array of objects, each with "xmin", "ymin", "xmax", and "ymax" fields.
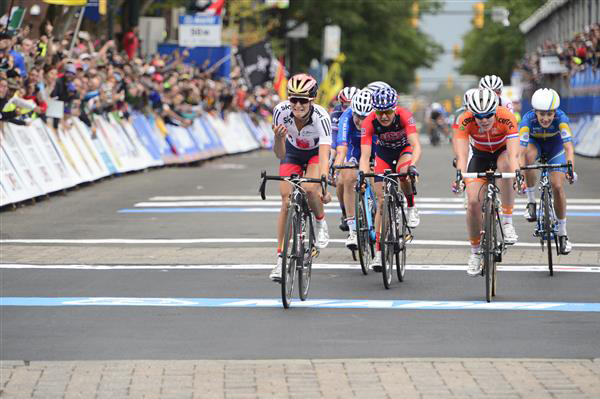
[
  {"xmin": 479, "ymin": 75, "xmax": 514, "ymax": 114},
  {"xmin": 426, "ymin": 102, "xmax": 450, "ymax": 146},
  {"xmin": 269, "ymin": 73, "xmax": 333, "ymax": 282},
  {"xmin": 519, "ymin": 88, "xmax": 576, "ymax": 254},
  {"xmin": 359, "ymin": 87, "xmax": 421, "ymax": 271},
  {"xmin": 334, "ymin": 89, "xmax": 373, "ymax": 249},
  {"xmin": 332, "ymin": 86, "xmax": 358, "ymax": 231},
  {"xmin": 452, "ymin": 88, "xmax": 520, "ymax": 276}
]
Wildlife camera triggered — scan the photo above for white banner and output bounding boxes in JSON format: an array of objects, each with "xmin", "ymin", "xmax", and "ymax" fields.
[
  {"xmin": 540, "ymin": 56, "xmax": 568, "ymax": 74},
  {"xmin": 178, "ymin": 14, "xmax": 222, "ymax": 47}
]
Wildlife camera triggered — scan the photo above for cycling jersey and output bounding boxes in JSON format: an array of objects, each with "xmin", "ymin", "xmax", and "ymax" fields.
[
  {"xmin": 519, "ymin": 109, "xmax": 572, "ymax": 147},
  {"xmin": 455, "ymin": 106, "xmax": 518, "ymax": 153},
  {"xmin": 337, "ymin": 108, "xmax": 363, "ymax": 163},
  {"xmin": 360, "ymin": 106, "xmax": 417, "ymax": 150},
  {"xmin": 272, "ymin": 101, "xmax": 332, "ymax": 150},
  {"xmin": 330, "ymin": 103, "xmax": 347, "ymax": 150},
  {"xmin": 451, "ymin": 106, "xmax": 467, "ymax": 130},
  {"xmin": 519, "ymin": 108, "xmax": 572, "ymax": 173}
]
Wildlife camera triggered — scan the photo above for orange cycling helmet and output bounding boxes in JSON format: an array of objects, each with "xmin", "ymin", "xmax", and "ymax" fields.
[{"xmin": 287, "ymin": 73, "xmax": 318, "ymax": 99}]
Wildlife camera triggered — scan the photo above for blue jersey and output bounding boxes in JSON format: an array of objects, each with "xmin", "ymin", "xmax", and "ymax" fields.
[
  {"xmin": 330, "ymin": 104, "xmax": 347, "ymax": 149},
  {"xmin": 519, "ymin": 109, "xmax": 572, "ymax": 148}
]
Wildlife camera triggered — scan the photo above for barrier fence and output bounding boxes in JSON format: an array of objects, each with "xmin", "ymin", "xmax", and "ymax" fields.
[{"xmin": 0, "ymin": 112, "xmax": 274, "ymax": 208}]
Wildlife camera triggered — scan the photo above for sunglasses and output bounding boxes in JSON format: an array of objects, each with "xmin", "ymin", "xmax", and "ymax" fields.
[
  {"xmin": 289, "ymin": 97, "xmax": 311, "ymax": 105},
  {"xmin": 375, "ymin": 109, "xmax": 395, "ymax": 116},
  {"xmin": 474, "ymin": 111, "xmax": 495, "ymax": 120}
]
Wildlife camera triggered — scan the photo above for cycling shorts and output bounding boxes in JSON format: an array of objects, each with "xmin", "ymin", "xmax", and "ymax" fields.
[
  {"xmin": 529, "ymin": 135, "xmax": 567, "ymax": 173},
  {"xmin": 373, "ymin": 144, "xmax": 413, "ymax": 182},
  {"xmin": 466, "ymin": 146, "xmax": 506, "ymax": 184},
  {"xmin": 279, "ymin": 139, "xmax": 319, "ymax": 177}
]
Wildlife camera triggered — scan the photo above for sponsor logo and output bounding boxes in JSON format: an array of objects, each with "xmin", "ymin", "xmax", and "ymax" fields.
[
  {"xmin": 281, "ymin": 103, "xmax": 291, "ymax": 111},
  {"xmin": 283, "ymin": 116, "xmax": 293, "ymax": 125},
  {"xmin": 462, "ymin": 117, "xmax": 474, "ymax": 126},
  {"xmin": 497, "ymin": 117, "xmax": 514, "ymax": 130}
]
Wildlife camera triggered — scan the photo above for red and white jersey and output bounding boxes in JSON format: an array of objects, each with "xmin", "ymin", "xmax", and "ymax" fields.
[
  {"xmin": 272, "ymin": 102, "xmax": 332, "ymax": 150},
  {"xmin": 499, "ymin": 94, "xmax": 514, "ymax": 114}
]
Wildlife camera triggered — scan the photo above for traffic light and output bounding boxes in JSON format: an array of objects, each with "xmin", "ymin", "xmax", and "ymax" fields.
[
  {"xmin": 454, "ymin": 95, "xmax": 462, "ymax": 108},
  {"xmin": 446, "ymin": 75, "xmax": 453, "ymax": 89},
  {"xmin": 411, "ymin": 2, "xmax": 419, "ymax": 29},
  {"xmin": 452, "ymin": 44, "xmax": 461, "ymax": 60},
  {"xmin": 473, "ymin": 2, "xmax": 485, "ymax": 29}
]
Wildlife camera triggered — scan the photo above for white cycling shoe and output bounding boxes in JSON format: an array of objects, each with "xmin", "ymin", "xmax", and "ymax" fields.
[
  {"xmin": 407, "ymin": 207, "xmax": 420, "ymax": 228},
  {"xmin": 467, "ymin": 253, "xmax": 483, "ymax": 277},
  {"xmin": 269, "ymin": 256, "xmax": 282, "ymax": 282},
  {"xmin": 316, "ymin": 219, "xmax": 329, "ymax": 249},
  {"xmin": 345, "ymin": 230, "xmax": 358, "ymax": 250},
  {"xmin": 369, "ymin": 251, "xmax": 382, "ymax": 272},
  {"xmin": 502, "ymin": 223, "xmax": 518, "ymax": 245}
]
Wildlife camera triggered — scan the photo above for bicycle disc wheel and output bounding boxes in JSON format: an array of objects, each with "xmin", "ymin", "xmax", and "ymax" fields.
[
  {"xmin": 298, "ymin": 212, "xmax": 313, "ymax": 301},
  {"xmin": 396, "ymin": 206, "xmax": 407, "ymax": 282},
  {"xmin": 281, "ymin": 206, "xmax": 298, "ymax": 308},
  {"xmin": 483, "ymin": 199, "xmax": 494, "ymax": 302},
  {"xmin": 381, "ymin": 194, "xmax": 395, "ymax": 289},
  {"xmin": 355, "ymin": 190, "xmax": 370, "ymax": 275},
  {"xmin": 543, "ymin": 190, "xmax": 554, "ymax": 276}
]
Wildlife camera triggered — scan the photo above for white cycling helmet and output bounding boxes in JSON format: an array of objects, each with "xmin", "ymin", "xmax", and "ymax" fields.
[
  {"xmin": 531, "ymin": 88, "xmax": 560, "ymax": 111},
  {"xmin": 364, "ymin": 81, "xmax": 392, "ymax": 93},
  {"xmin": 479, "ymin": 75, "xmax": 503, "ymax": 92},
  {"xmin": 431, "ymin": 102, "xmax": 443, "ymax": 111},
  {"xmin": 463, "ymin": 88, "xmax": 478, "ymax": 110},
  {"xmin": 351, "ymin": 89, "xmax": 373, "ymax": 117},
  {"xmin": 338, "ymin": 86, "xmax": 359, "ymax": 104},
  {"xmin": 467, "ymin": 88, "xmax": 499, "ymax": 114}
]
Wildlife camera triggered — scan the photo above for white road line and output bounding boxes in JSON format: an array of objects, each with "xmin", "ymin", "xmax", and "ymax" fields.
[
  {"xmin": 134, "ymin": 201, "xmax": 600, "ymax": 210},
  {"xmin": 2, "ymin": 238, "xmax": 600, "ymax": 248},
  {"xmin": 149, "ymin": 195, "xmax": 600, "ymax": 204},
  {"xmin": 1, "ymin": 263, "xmax": 598, "ymax": 272}
]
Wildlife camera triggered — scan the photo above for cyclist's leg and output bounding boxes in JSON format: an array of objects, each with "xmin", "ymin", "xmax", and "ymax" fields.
[
  {"xmin": 497, "ymin": 148, "xmax": 517, "ymax": 234},
  {"xmin": 465, "ymin": 148, "xmax": 489, "ymax": 274},
  {"xmin": 546, "ymin": 143, "xmax": 570, "ymax": 252},
  {"xmin": 340, "ymin": 168, "xmax": 358, "ymax": 225},
  {"xmin": 523, "ymin": 141, "xmax": 540, "ymax": 208},
  {"xmin": 373, "ymin": 149, "xmax": 395, "ymax": 253},
  {"xmin": 277, "ymin": 163, "xmax": 299, "ymax": 255},
  {"xmin": 304, "ymin": 157, "xmax": 329, "ymax": 248}
]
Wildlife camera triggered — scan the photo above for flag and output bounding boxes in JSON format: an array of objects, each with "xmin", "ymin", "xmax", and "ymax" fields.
[
  {"xmin": 236, "ymin": 41, "xmax": 274, "ymax": 88},
  {"xmin": 44, "ymin": 0, "xmax": 88, "ymax": 5},
  {"xmin": 206, "ymin": 0, "xmax": 225, "ymax": 16},
  {"xmin": 316, "ymin": 53, "xmax": 345, "ymax": 108},
  {"xmin": 273, "ymin": 57, "xmax": 287, "ymax": 100}
]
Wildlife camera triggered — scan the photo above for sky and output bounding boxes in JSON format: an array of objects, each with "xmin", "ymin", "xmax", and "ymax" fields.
[{"xmin": 416, "ymin": 0, "xmax": 478, "ymax": 91}]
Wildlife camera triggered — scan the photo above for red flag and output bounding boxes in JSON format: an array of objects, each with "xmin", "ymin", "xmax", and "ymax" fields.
[
  {"xmin": 206, "ymin": 0, "xmax": 225, "ymax": 16},
  {"xmin": 274, "ymin": 57, "xmax": 287, "ymax": 100}
]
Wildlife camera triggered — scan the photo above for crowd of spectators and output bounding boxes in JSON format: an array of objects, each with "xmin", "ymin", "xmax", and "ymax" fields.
[
  {"xmin": 0, "ymin": 21, "xmax": 279, "ymax": 131},
  {"xmin": 516, "ymin": 23, "xmax": 600, "ymax": 88}
]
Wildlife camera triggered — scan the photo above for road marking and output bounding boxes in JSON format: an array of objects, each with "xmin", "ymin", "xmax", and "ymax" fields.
[
  {"xmin": 118, "ymin": 207, "xmax": 600, "ymax": 217},
  {"xmin": 149, "ymin": 195, "xmax": 600, "ymax": 205},
  {"xmin": 133, "ymin": 201, "xmax": 600, "ymax": 211},
  {"xmin": 1, "ymin": 263, "xmax": 599, "ymax": 272},
  {"xmin": 2, "ymin": 297, "xmax": 599, "ymax": 312},
  {"xmin": 2, "ymin": 238, "xmax": 600, "ymax": 248}
]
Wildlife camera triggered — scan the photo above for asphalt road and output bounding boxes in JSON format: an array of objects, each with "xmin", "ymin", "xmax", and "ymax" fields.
[{"xmin": 1, "ymin": 144, "xmax": 599, "ymax": 361}]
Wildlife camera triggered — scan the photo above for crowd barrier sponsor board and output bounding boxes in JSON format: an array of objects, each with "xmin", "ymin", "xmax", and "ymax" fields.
[
  {"xmin": 0, "ymin": 111, "xmax": 272, "ymax": 207},
  {"xmin": 571, "ymin": 115, "xmax": 600, "ymax": 157}
]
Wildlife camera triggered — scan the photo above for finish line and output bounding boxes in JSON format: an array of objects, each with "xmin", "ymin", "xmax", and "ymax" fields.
[{"xmin": 2, "ymin": 297, "xmax": 600, "ymax": 312}]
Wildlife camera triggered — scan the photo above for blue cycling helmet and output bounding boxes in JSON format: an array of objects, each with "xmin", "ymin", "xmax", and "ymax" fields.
[{"xmin": 371, "ymin": 87, "xmax": 398, "ymax": 111}]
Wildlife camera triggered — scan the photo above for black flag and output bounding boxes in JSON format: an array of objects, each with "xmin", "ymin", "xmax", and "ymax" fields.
[{"xmin": 236, "ymin": 41, "xmax": 274, "ymax": 88}]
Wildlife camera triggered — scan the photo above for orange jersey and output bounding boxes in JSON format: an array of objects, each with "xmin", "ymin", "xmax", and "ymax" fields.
[{"xmin": 455, "ymin": 106, "xmax": 518, "ymax": 153}]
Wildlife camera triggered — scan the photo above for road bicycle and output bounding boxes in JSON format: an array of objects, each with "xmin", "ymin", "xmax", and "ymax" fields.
[
  {"xmin": 333, "ymin": 164, "xmax": 362, "ymax": 262},
  {"xmin": 367, "ymin": 169, "xmax": 417, "ymax": 289},
  {"xmin": 259, "ymin": 171, "xmax": 327, "ymax": 309},
  {"xmin": 521, "ymin": 158, "xmax": 573, "ymax": 276},
  {"xmin": 458, "ymin": 169, "xmax": 521, "ymax": 302},
  {"xmin": 355, "ymin": 171, "xmax": 378, "ymax": 275}
]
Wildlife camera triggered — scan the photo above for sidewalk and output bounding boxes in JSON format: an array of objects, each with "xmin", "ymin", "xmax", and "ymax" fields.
[{"xmin": 2, "ymin": 358, "xmax": 599, "ymax": 398}]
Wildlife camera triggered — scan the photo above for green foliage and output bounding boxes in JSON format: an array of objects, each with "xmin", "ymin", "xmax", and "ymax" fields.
[
  {"xmin": 459, "ymin": 0, "xmax": 544, "ymax": 82},
  {"xmin": 280, "ymin": 0, "xmax": 443, "ymax": 92}
]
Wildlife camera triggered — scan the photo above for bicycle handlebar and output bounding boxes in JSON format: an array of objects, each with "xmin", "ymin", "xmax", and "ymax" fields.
[
  {"xmin": 357, "ymin": 169, "xmax": 417, "ymax": 195},
  {"xmin": 460, "ymin": 171, "xmax": 518, "ymax": 179},
  {"xmin": 333, "ymin": 164, "xmax": 359, "ymax": 170},
  {"xmin": 259, "ymin": 170, "xmax": 327, "ymax": 200},
  {"xmin": 521, "ymin": 160, "xmax": 573, "ymax": 172}
]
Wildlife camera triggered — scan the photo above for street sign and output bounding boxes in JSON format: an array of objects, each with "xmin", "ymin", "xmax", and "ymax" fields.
[
  {"xmin": 178, "ymin": 14, "xmax": 222, "ymax": 47},
  {"xmin": 323, "ymin": 25, "xmax": 341, "ymax": 61}
]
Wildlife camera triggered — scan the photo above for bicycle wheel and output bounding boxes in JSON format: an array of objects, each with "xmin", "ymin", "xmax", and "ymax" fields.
[
  {"xmin": 482, "ymin": 199, "xmax": 495, "ymax": 302},
  {"xmin": 543, "ymin": 190, "xmax": 554, "ymax": 276},
  {"xmin": 355, "ymin": 190, "xmax": 370, "ymax": 275},
  {"xmin": 396, "ymin": 205, "xmax": 407, "ymax": 282},
  {"xmin": 381, "ymin": 193, "xmax": 395, "ymax": 289},
  {"xmin": 281, "ymin": 205, "xmax": 298, "ymax": 308},
  {"xmin": 298, "ymin": 211, "xmax": 313, "ymax": 301}
]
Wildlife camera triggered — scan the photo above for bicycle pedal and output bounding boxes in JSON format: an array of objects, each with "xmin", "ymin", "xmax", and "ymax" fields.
[
  {"xmin": 404, "ymin": 233, "xmax": 413, "ymax": 242},
  {"xmin": 311, "ymin": 247, "xmax": 320, "ymax": 258}
]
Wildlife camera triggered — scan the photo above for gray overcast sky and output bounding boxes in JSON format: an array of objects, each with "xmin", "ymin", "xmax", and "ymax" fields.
[{"xmin": 417, "ymin": 0, "xmax": 477, "ymax": 91}]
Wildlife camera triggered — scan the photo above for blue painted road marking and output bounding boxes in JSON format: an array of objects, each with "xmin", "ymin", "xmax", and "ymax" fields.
[
  {"xmin": 117, "ymin": 208, "xmax": 600, "ymax": 217},
  {"xmin": 2, "ymin": 298, "xmax": 600, "ymax": 312}
]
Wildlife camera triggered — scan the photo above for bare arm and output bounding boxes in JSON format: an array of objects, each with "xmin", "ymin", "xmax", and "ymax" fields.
[
  {"xmin": 272, "ymin": 124, "xmax": 287, "ymax": 160},
  {"xmin": 407, "ymin": 133, "xmax": 422, "ymax": 165},
  {"xmin": 454, "ymin": 137, "xmax": 469, "ymax": 173},
  {"xmin": 359, "ymin": 144, "xmax": 371, "ymax": 174},
  {"xmin": 334, "ymin": 145, "xmax": 347, "ymax": 166}
]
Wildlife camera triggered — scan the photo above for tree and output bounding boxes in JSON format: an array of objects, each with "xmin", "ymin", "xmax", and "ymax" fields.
[
  {"xmin": 264, "ymin": 0, "xmax": 443, "ymax": 92},
  {"xmin": 459, "ymin": 0, "xmax": 544, "ymax": 83}
]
